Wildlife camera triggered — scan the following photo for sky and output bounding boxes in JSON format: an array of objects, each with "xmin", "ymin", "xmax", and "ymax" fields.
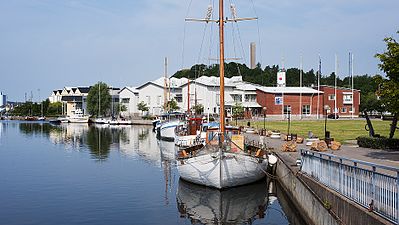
[{"xmin": 0, "ymin": 0, "xmax": 398, "ymax": 102}]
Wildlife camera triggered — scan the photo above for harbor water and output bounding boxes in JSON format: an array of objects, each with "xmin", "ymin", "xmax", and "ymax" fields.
[{"xmin": 0, "ymin": 121, "xmax": 306, "ymax": 225}]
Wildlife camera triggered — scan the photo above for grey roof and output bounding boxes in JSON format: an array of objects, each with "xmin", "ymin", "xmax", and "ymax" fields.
[
  {"xmin": 256, "ymin": 86, "xmax": 323, "ymax": 94},
  {"xmin": 61, "ymin": 96, "xmax": 83, "ymax": 102}
]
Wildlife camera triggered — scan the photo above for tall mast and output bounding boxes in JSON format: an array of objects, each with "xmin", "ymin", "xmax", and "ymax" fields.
[
  {"xmin": 317, "ymin": 55, "xmax": 321, "ymax": 119},
  {"xmin": 164, "ymin": 57, "xmax": 168, "ymax": 111},
  {"xmin": 335, "ymin": 54, "xmax": 338, "ymax": 117},
  {"xmin": 219, "ymin": 0, "xmax": 225, "ymax": 138},
  {"xmin": 299, "ymin": 55, "xmax": 303, "ymax": 119},
  {"xmin": 98, "ymin": 82, "xmax": 101, "ymax": 117},
  {"xmin": 351, "ymin": 53, "xmax": 354, "ymax": 119},
  {"xmin": 187, "ymin": 79, "xmax": 190, "ymax": 114}
]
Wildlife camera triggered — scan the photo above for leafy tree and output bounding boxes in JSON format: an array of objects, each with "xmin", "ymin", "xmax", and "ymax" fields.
[
  {"xmin": 360, "ymin": 92, "xmax": 384, "ymax": 114},
  {"xmin": 166, "ymin": 99, "xmax": 180, "ymax": 112},
  {"xmin": 47, "ymin": 102, "xmax": 62, "ymax": 116},
  {"xmin": 232, "ymin": 102, "xmax": 244, "ymax": 125},
  {"xmin": 137, "ymin": 101, "xmax": 149, "ymax": 115},
  {"xmin": 192, "ymin": 104, "xmax": 204, "ymax": 115},
  {"xmin": 375, "ymin": 31, "xmax": 399, "ymax": 138},
  {"xmin": 87, "ymin": 82, "xmax": 111, "ymax": 117}
]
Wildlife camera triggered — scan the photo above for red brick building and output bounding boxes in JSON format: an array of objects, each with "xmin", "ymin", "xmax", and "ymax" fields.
[
  {"xmin": 256, "ymin": 86, "xmax": 360, "ymax": 118},
  {"xmin": 319, "ymin": 85, "xmax": 360, "ymax": 117}
]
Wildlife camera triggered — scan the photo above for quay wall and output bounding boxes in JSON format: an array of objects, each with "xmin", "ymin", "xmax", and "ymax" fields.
[{"xmin": 275, "ymin": 152, "xmax": 392, "ymax": 225}]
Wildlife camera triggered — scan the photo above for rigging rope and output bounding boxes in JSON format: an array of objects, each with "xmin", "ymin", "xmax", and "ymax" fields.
[{"xmin": 181, "ymin": 0, "xmax": 195, "ymax": 70}]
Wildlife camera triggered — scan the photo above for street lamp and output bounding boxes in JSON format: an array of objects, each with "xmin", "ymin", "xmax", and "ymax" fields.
[
  {"xmin": 263, "ymin": 106, "xmax": 267, "ymax": 130},
  {"xmin": 324, "ymin": 105, "xmax": 330, "ymax": 141}
]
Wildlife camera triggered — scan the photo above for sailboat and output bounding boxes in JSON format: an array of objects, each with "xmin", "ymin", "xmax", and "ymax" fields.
[{"xmin": 177, "ymin": 0, "xmax": 271, "ymax": 189}]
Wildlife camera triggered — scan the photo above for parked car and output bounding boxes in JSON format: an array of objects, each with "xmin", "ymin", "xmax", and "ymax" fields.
[{"xmin": 327, "ymin": 113, "xmax": 339, "ymax": 119}]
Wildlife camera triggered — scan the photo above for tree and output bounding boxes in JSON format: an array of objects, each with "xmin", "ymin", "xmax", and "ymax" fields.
[
  {"xmin": 87, "ymin": 82, "xmax": 111, "ymax": 117},
  {"xmin": 167, "ymin": 99, "xmax": 180, "ymax": 112},
  {"xmin": 232, "ymin": 102, "xmax": 244, "ymax": 125},
  {"xmin": 192, "ymin": 104, "xmax": 204, "ymax": 115},
  {"xmin": 137, "ymin": 101, "xmax": 149, "ymax": 116},
  {"xmin": 375, "ymin": 31, "xmax": 399, "ymax": 138}
]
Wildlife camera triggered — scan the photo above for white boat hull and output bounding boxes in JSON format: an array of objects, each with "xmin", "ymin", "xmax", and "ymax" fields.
[
  {"xmin": 160, "ymin": 120, "xmax": 180, "ymax": 141},
  {"xmin": 68, "ymin": 117, "xmax": 89, "ymax": 123},
  {"xmin": 178, "ymin": 152, "xmax": 267, "ymax": 189}
]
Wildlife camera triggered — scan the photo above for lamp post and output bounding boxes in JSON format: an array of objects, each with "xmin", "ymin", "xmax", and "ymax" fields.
[
  {"xmin": 324, "ymin": 105, "xmax": 330, "ymax": 140},
  {"xmin": 263, "ymin": 106, "xmax": 267, "ymax": 130}
]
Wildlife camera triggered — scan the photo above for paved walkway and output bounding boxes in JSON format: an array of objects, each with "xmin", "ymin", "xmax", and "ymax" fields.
[{"xmin": 245, "ymin": 133, "xmax": 399, "ymax": 176}]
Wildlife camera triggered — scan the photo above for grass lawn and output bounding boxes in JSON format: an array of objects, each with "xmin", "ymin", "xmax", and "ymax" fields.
[{"xmin": 238, "ymin": 119, "xmax": 399, "ymax": 143}]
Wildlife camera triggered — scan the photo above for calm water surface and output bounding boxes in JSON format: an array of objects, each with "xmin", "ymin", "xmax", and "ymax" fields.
[{"xmin": 0, "ymin": 121, "xmax": 306, "ymax": 225}]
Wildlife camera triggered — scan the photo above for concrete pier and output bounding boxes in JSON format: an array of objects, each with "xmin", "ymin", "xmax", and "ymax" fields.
[{"xmin": 246, "ymin": 132, "xmax": 396, "ymax": 225}]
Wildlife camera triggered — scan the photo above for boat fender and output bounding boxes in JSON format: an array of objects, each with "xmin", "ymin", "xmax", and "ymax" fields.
[
  {"xmin": 268, "ymin": 154, "xmax": 278, "ymax": 165},
  {"xmin": 255, "ymin": 149, "xmax": 263, "ymax": 157}
]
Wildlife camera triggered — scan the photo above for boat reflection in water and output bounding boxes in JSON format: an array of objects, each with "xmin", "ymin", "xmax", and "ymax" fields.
[{"xmin": 177, "ymin": 179, "xmax": 270, "ymax": 224}]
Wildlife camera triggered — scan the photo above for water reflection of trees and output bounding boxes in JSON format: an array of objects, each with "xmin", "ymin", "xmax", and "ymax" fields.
[
  {"xmin": 19, "ymin": 122, "xmax": 61, "ymax": 137},
  {"xmin": 86, "ymin": 126, "xmax": 112, "ymax": 160},
  {"xmin": 17, "ymin": 122, "xmax": 130, "ymax": 161}
]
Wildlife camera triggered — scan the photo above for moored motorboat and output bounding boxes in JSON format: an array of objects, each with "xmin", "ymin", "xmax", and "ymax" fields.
[{"xmin": 68, "ymin": 109, "xmax": 89, "ymax": 123}]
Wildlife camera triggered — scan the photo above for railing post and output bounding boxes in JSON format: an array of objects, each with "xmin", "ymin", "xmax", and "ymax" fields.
[
  {"xmin": 396, "ymin": 171, "xmax": 399, "ymax": 224},
  {"xmin": 329, "ymin": 156, "xmax": 332, "ymax": 187},
  {"xmin": 372, "ymin": 166, "xmax": 376, "ymax": 210},
  {"xmin": 354, "ymin": 162, "xmax": 358, "ymax": 200},
  {"xmin": 339, "ymin": 158, "xmax": 343, "ymax": 193}
]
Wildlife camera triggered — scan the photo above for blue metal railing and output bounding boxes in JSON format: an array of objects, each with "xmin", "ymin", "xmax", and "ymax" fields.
[{"xmin": 300, "ymin": 149, "xmax": 399, "ymax": 224}]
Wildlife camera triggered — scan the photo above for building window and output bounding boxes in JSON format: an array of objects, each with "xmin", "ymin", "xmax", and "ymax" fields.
[
  {"xmin": 157, "ymin": 95, "xmax": 161, "ymax": 105},
  {"xmin": 232, "ymin": 95, "xmax": 242, "ymax": 102},
  {"xmin": 146, "ymin": 96, "xmax": 151, "ymax": 105},
  {"xmin": 302, "ymin": 105, "xmax": 310, "ymax": 115},
  {"xmin": 216, "ymin": 94, "xmax": 220, "ymax": 105},
  {"xmin": 342, "ymin": 107, "xmax": 347, "ymax": 113},
  {"xmin": 284, "ymin": 105, "xmax": 291, "ymax": 114},
  {"xmin": 343, "ymin": 94, "xmax": 353, "ymax": 104},
  {"xmin": 328, "ymin": 94, "xmax": 335, "ymax": 100},
  {"xmin": 349, "ymin": 107, "xmax": 354, "ymax": 113},
  {"xmin": 121, "ymin": 98, "xmax": 130, "ymax": 103},
  {"xmin": 175, "ymin": 94, "xmax": 182, "ymax": 103},
  {"xmin": 244, "ymin": 94, "xmax": 256, "ymax": 102}
]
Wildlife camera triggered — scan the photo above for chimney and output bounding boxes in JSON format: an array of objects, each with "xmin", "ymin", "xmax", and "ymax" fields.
[{"xmin": 250, "ymin": 42, "xmax": 256, "ymax": 69}]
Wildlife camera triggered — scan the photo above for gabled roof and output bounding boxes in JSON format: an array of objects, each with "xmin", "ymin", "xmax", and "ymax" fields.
[
  {"xmin": 136, "ymin": 77, "xmax": 185, "ymax": 90},
  {"xmin": 77, "ymin": 87, "xmax": 91, "ymax": 93},
  {"xmin": 257, "ymin": 86, "xmax": 323, "ymax": 94},
  {"xmin": 119, "ymin": 86, "xmax": 139, "ymax": 94}
]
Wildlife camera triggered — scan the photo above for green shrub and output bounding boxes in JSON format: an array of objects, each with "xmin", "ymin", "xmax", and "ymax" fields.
[{"xmin": 357, "ymin": 136, "xmax": 399, "ymax": 150}]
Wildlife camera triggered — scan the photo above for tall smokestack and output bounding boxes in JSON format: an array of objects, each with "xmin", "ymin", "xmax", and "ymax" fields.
[{"xmin": 250, "ymin": 42, "xmax": 256, "ymax": 69}]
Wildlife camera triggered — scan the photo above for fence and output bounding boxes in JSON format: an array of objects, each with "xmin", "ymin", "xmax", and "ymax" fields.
[{"xmin": 300, "ymin": 149, "xmax": 399, "ymax": 224}]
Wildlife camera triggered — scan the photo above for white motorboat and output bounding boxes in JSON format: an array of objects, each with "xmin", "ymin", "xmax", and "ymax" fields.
[
  {"xmin": 68, "ymin": 109, "xmax": 89, "ymax": 123},
  {"xmin": 92, "ymin": 117, "xmax": 109, "ymax": 124},
  {"xmin": 160, "ymin": 120, "xmax": 180, "ymax": 141}
]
